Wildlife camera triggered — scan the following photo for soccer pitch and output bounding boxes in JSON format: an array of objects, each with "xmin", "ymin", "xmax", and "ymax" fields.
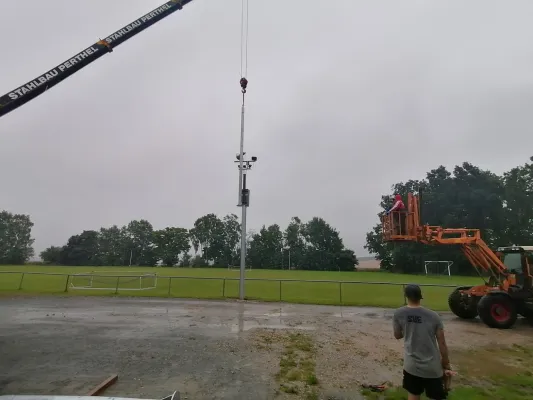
[{"xmin": 0, "ymin": 266, "xmax": 481, "ymax": 311}]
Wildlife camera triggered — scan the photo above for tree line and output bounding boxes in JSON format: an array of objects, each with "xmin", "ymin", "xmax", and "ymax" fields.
[
  {"xmin": 365, "ymin": 157, "xmax": 533, "ymax": 274},
  {"xmin": 31, "ymin": 214, "xmax": 357, "ymax": 271},
  {"xmin": 6, "ymin": 156, "xmax": 530, "ymax": 273}
]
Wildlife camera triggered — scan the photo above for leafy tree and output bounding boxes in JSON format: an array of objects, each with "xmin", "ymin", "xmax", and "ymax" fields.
[
  {"xmin": 284, "ymin": 217, "xmax": 305, "ymax": 269},
  {"xmin": 189, "ymin": 214, "xmax": 226, "ymax": 264},
  {"xmin": 301, "ymin": 217, "xmax": 348, "ymax": 271},
  {"xmin": 447, "ymin": 162, "xmax": 505, "ymax": 246},
  {"xmin": 336, "ymin": 249, "xmax": 359, "ymax": 271},
  {"xmin": 179, "ymin": 253, "xmax": 192, "ymax": 267},
  {"xmin": 190, "ymin": 254, "xmax": 207, "ymax": 267},
  {"xmin": 219, "ymin": 214, "xmax": 241, "ymax": 266},
  {"xmin": 365, "ymin": 224, "xmax": 393, "ymax": 270},
  {"xmin": 0, "ymin": 211, "xmax": 35, "ymax": 264},
  {"xmin": 248, "ymin": 224, "xmax": 284, "ymax": 269},
  {"xmin": 59, "ymin": 230, "xmax": 101, "ymax": 266},
  {"xmin": 98, "ymin": 225, "xmax": 127, "ymax": 266},
  {"xmin": 40, "ymin": 246, "xmax": 62, "ymax": 264},
  {"xmin": 124, "ymin": 220, "xmax": 157, "ymax": 266},
  {"xmin": 247, "ymin": 217, "xmax": 358, "ymax": 271},
  {"xmin": 153, "ymin": 227, "xmax": 190, "ymax": 267},
  {"xmin": 502, "ymin": 156, "xmax": 533, "ymax": 245}
]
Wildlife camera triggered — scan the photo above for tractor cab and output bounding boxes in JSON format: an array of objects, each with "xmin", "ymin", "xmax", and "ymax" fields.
[{"xmin": 497, "ymin": 245, "xmax": 533, "ymax": 289}]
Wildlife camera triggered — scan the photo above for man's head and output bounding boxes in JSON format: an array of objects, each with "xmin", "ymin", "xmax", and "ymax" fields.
[{"xmin": 404, "ymin": 284, "xmax": 423, "ymax": 305}]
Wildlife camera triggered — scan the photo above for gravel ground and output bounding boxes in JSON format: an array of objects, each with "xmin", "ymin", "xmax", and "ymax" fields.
[{"xmin": 1, "ymin": 297, "xmax": 532, "ymax": 400}]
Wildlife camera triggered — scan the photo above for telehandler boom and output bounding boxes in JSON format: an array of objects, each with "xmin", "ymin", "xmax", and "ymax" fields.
[{"xmin": 382, "ymin": 193, "xmax": 533, "ymax": 329}]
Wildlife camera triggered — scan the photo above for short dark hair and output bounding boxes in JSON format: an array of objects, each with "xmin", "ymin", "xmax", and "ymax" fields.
[{"xmin": 404, "ymin": 284, "xmax": 423, "ymax": 301}]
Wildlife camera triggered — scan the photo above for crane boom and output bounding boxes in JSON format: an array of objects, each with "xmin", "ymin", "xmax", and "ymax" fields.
[{"xmin": 0, "ymin": 0, "xmax": 194, "ymax": 118}]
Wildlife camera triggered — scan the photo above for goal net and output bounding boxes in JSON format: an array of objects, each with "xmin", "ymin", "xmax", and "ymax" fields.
[
  {"xmin": 424, "ymin": 261, "xmax": 453, "ymax": 277},
  {"xmin": 70, "ymin": 271, "xmax": 157, "ymax": 291}
]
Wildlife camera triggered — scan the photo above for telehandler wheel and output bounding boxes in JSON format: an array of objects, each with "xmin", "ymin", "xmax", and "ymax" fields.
[
  {"xmin": 448, "ymin": 287, "xmax": 478, "ymax": 319},
  {"xmin": 477, "ymin": 294, "xmax": 518, "ymax": 329}
]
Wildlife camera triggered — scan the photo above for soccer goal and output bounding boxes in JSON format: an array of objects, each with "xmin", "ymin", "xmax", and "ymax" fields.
[
  {"xmin": 424, "ymin": 261, "xmax": 453, "ymax": 277},
  {"xmin": 70, "ymin": 271, "xmax": 157, "ymax": 291}
]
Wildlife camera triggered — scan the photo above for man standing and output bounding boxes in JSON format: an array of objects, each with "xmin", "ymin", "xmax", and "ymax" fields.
[
  {"xmin": 386, "ymin": 194, "xmax": 405, "ymax": 215},
  {"xmin": 386, "ymin": 194, "xmax": 406, "ymax": 235},
  {"xmin": 392, "ymin": 284, "xmax": 452, "ymax": 400}
]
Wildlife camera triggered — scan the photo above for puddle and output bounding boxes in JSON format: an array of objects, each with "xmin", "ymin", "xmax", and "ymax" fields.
[
  {"xmin": 183, "ymin": 319, "xmax": 317, "ymax": 333},
  {"xmin": 262, "ymin": 311, "xmax": 289, "ymax": 317},
  {"xmin": 333, "ymin": 307, "xmax": 392, "ymax": 319},
  {"xmin": 231, "ymin": 322, "xmax": 315, "ymax": 332}
]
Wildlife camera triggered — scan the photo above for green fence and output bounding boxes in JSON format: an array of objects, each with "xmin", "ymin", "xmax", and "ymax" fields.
[{"xmin": 0, "ymin": 271, "xmax": 459, "ymax": 310}]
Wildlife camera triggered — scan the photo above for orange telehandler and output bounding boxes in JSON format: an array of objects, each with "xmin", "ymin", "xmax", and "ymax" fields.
[{"xmin": 382, "ymin": 193, "xmax": 533, "ymax": 329}]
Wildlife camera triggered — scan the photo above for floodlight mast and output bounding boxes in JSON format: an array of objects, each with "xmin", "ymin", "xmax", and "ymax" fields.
[
  {"xmin": 235, "ymin": 152, "xmax": 257, "ymax": 300},
  {"xmin": 235, "ymin": 72, "xmax": 255, "ymax": 301}
]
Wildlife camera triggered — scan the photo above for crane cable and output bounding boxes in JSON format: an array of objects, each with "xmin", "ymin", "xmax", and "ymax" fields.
[{"xmin": 239, "ymin": 0, "xmax": 249, "ymax": 104}]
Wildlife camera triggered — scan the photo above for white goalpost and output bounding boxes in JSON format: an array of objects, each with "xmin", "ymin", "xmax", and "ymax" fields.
[
  {"xmin": 69, "ymin": 271, "xmax": 158, "ymax": 291},
  {"xmin": 424, "ymin": 261, "xmax": 453, "ymax": 277}
]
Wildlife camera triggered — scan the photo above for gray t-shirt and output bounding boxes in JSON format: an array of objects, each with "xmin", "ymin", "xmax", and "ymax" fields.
[{"xmin": 393, "ymin": 306, "xmax": 444, "ymax": 378}]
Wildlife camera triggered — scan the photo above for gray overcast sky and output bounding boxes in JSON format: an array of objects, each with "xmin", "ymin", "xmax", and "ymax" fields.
[{"xmin": 1, "ymin": 0, "xmax": 533, "ymax": 258}]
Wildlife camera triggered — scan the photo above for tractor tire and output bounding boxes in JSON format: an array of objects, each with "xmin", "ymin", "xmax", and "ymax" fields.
[
  {"xmin": 477, "ymin": 294, "xmax": 518, "ymax": 329},
  {"xmin": 448, "ymin": 287, "xmax": 478, "ymax": 319}
]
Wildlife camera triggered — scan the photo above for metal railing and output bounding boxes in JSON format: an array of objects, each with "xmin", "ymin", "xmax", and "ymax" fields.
[{"xmin": 0, "ymin": 271, "xmax": 460, "ymax": 308}]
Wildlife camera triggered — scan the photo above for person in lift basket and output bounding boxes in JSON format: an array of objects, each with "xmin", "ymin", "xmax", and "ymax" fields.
[
  {"xmin": 386, "ymin": 194, "xmax": 406, "ymax": 235},
  {"xmin": 393, "ymin": 284, "xmax": 455, "ymax": 399}
]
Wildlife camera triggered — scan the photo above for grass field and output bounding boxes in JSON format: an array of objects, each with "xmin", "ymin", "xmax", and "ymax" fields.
[
  {"xmin": 366, "ymin": 345, "xmax": 533, "ymax": 399},
  {"xmin": 0, "ymin": 265, "xmax": 481, "ymax": 310}
]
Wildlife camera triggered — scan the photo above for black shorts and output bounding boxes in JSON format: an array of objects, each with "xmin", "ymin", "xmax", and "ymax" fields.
[{"xmin": 403, "ymin": 370, "xmax": 447, "ymax": 399}]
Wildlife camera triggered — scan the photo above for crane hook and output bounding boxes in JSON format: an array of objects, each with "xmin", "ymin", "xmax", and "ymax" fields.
[{"xmin": 240, "ymin": 77, "xmax": 248, "ymax": 94}]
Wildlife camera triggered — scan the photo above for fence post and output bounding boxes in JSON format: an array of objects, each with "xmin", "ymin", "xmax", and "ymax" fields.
[
  {"xmin": 18, "ymin": 273, "xmax": 25, "ymax": 290},
  {"xmin": 402, "ymin": 284, "xmax": 407, "ymax": 305},
  {"xmin": 64, "ymin": 275, "xmax": 70, "ymax": 292},
  {"xmin": 279, "ymin": 280, "xmax": 282, "ymax": 302},
  {"xmin": 115, "ymin": 276, "xmax": 120, "ymax": 295},
  {"xmin": 167, "ymin": 277, "xmax": 172, "ymax": 297},
  {"xmin": 222, "ymin": 279, "xmax": 226, "ymax": 297},
  {"xmin": 339, "ymin": 282, "xmax": 342, "ymax": 305}
]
